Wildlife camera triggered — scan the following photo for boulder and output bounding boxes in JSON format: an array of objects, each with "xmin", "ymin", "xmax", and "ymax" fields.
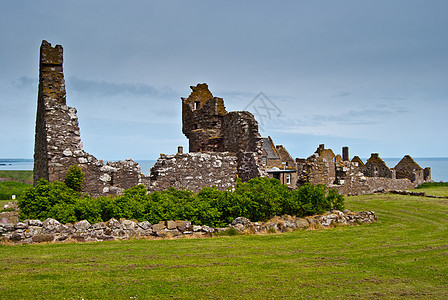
[
  {"xmin": 152, "ymin": 222, "xmax": 166, "ymax": 232},
  {"xmin": 74, "ymin": 220, "xmax": 91, "ymax": 232},
  {"xmin": 24, "ymin": 226, "xmax": 42, "ymax": 238},
  {"xmin": 137, "ymin": 221, "xmax": 152, "ymax": 230},
  {"xmin": 9, "ymin": 232, "xmax": 22, "ymax": 241},
  {"xmin": 26, "ymin": 219, "xmax": 43, "ymax": 227},
  {"xmin": 107, "ymin": 218, "xmax": 121, "ymax": 229},
  {"xmin": 166, "ymin": 220, "xmax": 177, "ymax": 230},
  {"xmin": 32, "ymin": 234, "xmax": 55, "ymax": 243},
  {"xmin": 92, "ymin": 222, "xmax": 106, "ymax": 230},
  {"xmin": 42, "ymin": 218, "xmax": 62, "ymax": 233},
  {"xmin": 15, "ymin": 222, "xmax": 28, "ymax": 230},
  {"xmin": 295, "ymin": 218, "xmax": 309, "ymax": 229},
  {"xmin": 176, "ymin": 221, "xmax": 192, "ymax": 232},
  {"xmin": 121, "ymin": 219, "xmax": 137, "ymax": 231},
  {"xmin": 232, "ymin": 217, "xmax": 251, "ymax": 226}
]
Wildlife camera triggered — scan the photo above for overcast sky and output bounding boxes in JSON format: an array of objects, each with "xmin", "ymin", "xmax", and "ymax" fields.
[{"xmin": 1, "ymin": 1, "xmax": 447, "ymax": 161}]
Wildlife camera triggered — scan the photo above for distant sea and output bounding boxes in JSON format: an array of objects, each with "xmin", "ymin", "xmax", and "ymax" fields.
[{"xmin": 1, "ymin": 158, "xmax": 447, "ymax": 182}]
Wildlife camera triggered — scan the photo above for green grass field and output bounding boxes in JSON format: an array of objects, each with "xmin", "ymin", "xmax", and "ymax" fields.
[
  {"xmin": 1, "ymin": 191, "xmax": 447, "ymax": 299},
  {"xmin": 0, "ymin": 170, "xmax": 33, "ymax": 183}
]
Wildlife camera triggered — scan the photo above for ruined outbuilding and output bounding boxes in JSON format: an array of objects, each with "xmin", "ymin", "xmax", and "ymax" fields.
[
  {"xmin": 296, "ymin": 145, "xmax": 431, "ymax": 195},
  {"xmin": 261, "ymin": 137, "xmax": 297, "ymax": 187}
]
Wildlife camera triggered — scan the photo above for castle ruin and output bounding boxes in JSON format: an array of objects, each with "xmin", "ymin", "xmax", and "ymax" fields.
[{"xmin": 33, "ymin": 40, "xmax": 431, "ymax": 196}]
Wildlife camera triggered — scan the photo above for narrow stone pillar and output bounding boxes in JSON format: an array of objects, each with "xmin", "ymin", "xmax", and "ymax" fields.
[
  {"xmin": 342, "ymin": 146, "xmax": 349, "ymax": 161},
  {"xmin": 178, "ymin": 146, "xmax": 183, "ymax": 154}
]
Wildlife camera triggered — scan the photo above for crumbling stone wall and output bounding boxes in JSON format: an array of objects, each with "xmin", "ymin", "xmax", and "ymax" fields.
[
  {"xmin": 33, "ymin": 41, "xmax": 144, "ymax": 196},
  {"xmin": 297, "ymin": 145, "xmax": 336, "ymax": 186},
  {"xmin": 149, "ymin": 152, "xmax": 238, "ymax": 192},
  {"xmin": 394, "ymin": 155, "xmax": 424, "ymax": 185},
  {"xmin": 363, "ymin": 153, "xmax": 394, "ymax": 178},
  {"xmin": 297, "ymin": 146, "xmax": 419, "ymax": 195}
]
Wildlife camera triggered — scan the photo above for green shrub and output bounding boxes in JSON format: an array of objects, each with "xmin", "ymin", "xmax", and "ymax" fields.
[
  {"xmin": 18, "ymin": 179, "xmax": 80, "ymax": 223},
  {"xmin": 65, "ymin": 165, "xmax": 84, "ymax": 192},
  {"xmin": 16, "ymin": 177, "xmax": 345, "ymax": 227}
]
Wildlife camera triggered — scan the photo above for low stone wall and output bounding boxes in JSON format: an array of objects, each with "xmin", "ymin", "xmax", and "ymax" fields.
[
  {"xmin": 331, "ymin": 177, "xmax": 414, "ymax": 196},
  {"xmin": 0, "ymin": 210, "xmax": 378, "ymax": 244}
]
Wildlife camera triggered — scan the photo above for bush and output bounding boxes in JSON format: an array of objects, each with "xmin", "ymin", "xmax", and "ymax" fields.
[
  {"xmin": 17, "ymin": 177, "xmax": 345, "ymax": 227},
  {"xmin": 65, "ymin": 165, "xmax": 84, "ymax": 192},
  {"xmin": 18, "ymin": 179, "xmax": 80, "ymax": 223}
]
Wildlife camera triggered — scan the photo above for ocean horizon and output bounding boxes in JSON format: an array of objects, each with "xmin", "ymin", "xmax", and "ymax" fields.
[{"xmin": 1, "ymin": 157, "xmax": 447, "ymax": 182}]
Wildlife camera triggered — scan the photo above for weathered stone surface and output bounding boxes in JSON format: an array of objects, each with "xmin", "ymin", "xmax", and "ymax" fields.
[
  {"xmin": 92, "ymin": 222, "xmax": 106, "ymax": 230},
  {"xmin": 166, "ymin": 220, "xmax": 177, "ymax": 230},
  {"xmin": 231, "ymin": 217, "xmax": 251, "ymax": 226},
  {"xmin": 74, "ymin": 220, "xmax": 91, "ymax": 232},
  {"xmin": 295, "ymin": 218, "xmax": 309, "ymax": 228},
  {"xmin": 42, "ymin": 218, "xmax": 62, "ymax": 233},
  {"xmin": 26, "ymin": 219, "xmax": 43, "ymax": 227},
  {"xmin": 32, "ymin": 234, "xmax": 55, "ymax": 243},
  {"xmin": 176, "ymin": 220, "xmax": 191, "ymax": 232},
  {"xmin": 15, "ymin": 222, "xmax": 28, "ymax": 230},
  {"xmin": 152, "ymin": 222, "xmax": 166, "ymax": 232},
  {"xmin": 106, "ymin": 218, "xmax": 121, "ymax": 229},
  {"xmin": 121, "ymin": 219, "xmax": 137, "ymax": 231},
  {"xmin": 149, "ymin": 152, "xmax": 238, "ymax": 192},
  {"xmin": 137, "ymin": 221, "xmax": 152, "ymax": 230}
]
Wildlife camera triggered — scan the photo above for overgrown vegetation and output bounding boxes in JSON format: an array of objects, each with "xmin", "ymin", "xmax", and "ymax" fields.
[
  {"xmin": 1, "ymin": 193, "xmax": 447, "ymax": 299},
  {"xmin": 18, "ymin": 177, "xmax": 344, "ymax": 226},
  {"xmin": 0, "ymin": 181, "xmax": 32, "ymax": 200},
  {"xmin": 64, "ymin": 165, "xmax": 84, "ymax": 192}
]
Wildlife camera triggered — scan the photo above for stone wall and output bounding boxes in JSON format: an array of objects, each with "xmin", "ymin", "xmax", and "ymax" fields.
[
  {"xmin": 34, "ymin": 41, "xmax": 145, "ymax": 197},
  {"xmin": 363, "ymin": 153, "xmax": 394, "ymax": 178},
  {"xmin": 149, "ymin": 152, "xmax": 238, "ymax": 192},
  {"xmin": 297, "ymin": 146, "xmax": 417, "ymax": 195},
  {"xmin": 395, "ymin": 155, "xmax": 425, "ymax": 185},
  {"xmin": 1, "ymin": 210, "xmax": 378, "ymax": 244}
]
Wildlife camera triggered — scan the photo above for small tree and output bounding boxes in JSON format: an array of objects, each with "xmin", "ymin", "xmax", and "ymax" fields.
[{"xmin": 65, "ymin": 165, "xmax": 84, "ymax": 192}]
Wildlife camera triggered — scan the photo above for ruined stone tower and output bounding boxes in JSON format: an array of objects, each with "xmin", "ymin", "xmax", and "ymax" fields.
[
  {"xmin": 34, "ymin": 41, "xmax": 143, "ymax": 196},
  {"xmin": 181, "ymin": 83, "xmax": 267, "ymax": 181},
  {"xmin": 34, "ymin": 40, "xmax": 82, "ymax": 184},
  {"xmin": 182, "ymin": 83, "xmax": 228, "ymax": 152}
]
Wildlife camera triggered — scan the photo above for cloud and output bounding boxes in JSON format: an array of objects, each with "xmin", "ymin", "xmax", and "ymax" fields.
[
  {"xmin": 380, "ymin": 96, "xmax": 407, "ymax": 100},
  {"xmin": 331, "ymin": 92, "xmax": 352, "ymax": 98},
  {"xmin": 66, "ymin": 76, "xmax": 179, "ymax": 98},
  {"xmin": 11, "ymin": 76, "xmax": 37, "ymax": 90}
]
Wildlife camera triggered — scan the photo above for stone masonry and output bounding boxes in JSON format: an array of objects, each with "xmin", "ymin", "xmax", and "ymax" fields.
[
  {"xmin": 149, "ymin": 152, "xmax": 238, "ymax": 192},
  {"xmin": 34, "ymin": 41, "xmax": 144, "ymax": 196}
]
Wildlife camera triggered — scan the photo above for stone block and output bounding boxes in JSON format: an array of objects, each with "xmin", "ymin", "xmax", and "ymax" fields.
[{"xmin": 32, "ymin": 234, "xmax": 55, "ymax": 243}]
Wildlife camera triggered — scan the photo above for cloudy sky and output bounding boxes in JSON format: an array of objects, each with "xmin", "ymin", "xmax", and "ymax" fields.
[{"xmin": 1, "ymin": 1, "xmax": 447, "ymax": 161}]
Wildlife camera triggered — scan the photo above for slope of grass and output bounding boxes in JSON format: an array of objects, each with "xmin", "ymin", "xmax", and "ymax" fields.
[
  {"xmin": 1, "ymin": 193, "xmax": 447, "ymax": 299},
  {"xmin": 0, "ymin": 170, "xmax": 33, "ymax": 183},
  {"xmin": 0, "ymin": 181, "xmax": 32, "ymax": 201},
  {"xmin": 416, "ymin": 182, "xmax": 448, "ymax": 197}
]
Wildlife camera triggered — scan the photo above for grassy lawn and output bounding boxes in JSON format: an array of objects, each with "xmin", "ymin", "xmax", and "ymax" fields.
[
  {"xmin": 0, "ymin": 170, "xmax": 33, "ymax": 183},
  {"xmin": 416, "ymin": 186, "xmax": 448, "ymax": 197},
  {"xmin": 1, "ymin": 192, "xmax": 447, "ymax": 299}
]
